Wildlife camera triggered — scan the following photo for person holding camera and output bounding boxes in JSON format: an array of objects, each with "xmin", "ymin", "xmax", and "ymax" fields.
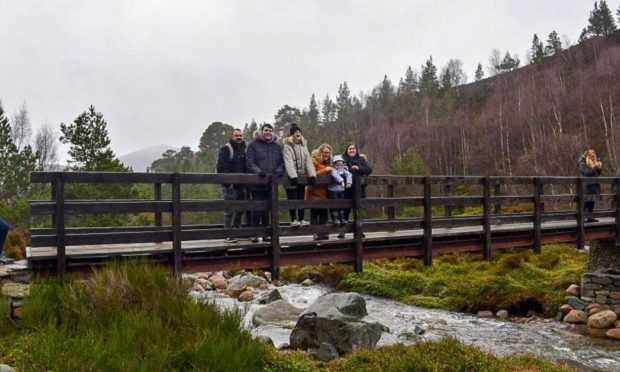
[
  {"xmin": 246, "ymin": 123, "xmax": 284, "ymax": 242},
  {"xmin": 282, "ymin": 123, "xmax": 316, "ymax": 227},
  {"xmin": 578, "ymin": 148, "xmax": 603, "ymax": 222}
]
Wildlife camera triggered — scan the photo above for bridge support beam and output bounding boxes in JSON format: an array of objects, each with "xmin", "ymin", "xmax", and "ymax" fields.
[
  {"xmin": 533, "ymin": 178, "xmax": 542, "ymax": 254},
  {"xmin": 353, "ymin": 175, "xmax": 363, "ymax": 273},
  {"xmin": 270, "ymin": 175, "xmax": 281, "ymax": 280},
  {"xmin": 482, "ymin": 177, "xmax": 491, "ymax": 260},
  {"xmin": 576, "ymin": 177, "xmax": 585, "ymax": 251},
  {"xmin": 615, "ymin": 178, "xmax": 620, "ymax": 250},
  {"xmin": 172, "ymin": 173, "xmax": 182, "ymax": 275},
  {"xmin": 423, "ymin": 177, "xmax": 432, "ymax": 266}
]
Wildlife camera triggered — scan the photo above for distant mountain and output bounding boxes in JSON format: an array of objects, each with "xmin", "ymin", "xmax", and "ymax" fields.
[{"xmin": 119, "ymin": 144, "xmax": 179, "ymax": 172}]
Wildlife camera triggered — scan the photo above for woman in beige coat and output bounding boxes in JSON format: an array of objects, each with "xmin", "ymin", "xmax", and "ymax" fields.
[{"xmin": 282, "ymin": 123, "xmax": 316, "ymax": 226}]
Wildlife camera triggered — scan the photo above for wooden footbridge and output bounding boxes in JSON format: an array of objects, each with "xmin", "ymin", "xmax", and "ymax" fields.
[{"xmin": 28, "ymin": 172, "xmax": 620, "ymax": 279}]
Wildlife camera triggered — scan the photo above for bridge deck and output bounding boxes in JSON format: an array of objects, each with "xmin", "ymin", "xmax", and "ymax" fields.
[{"xmin": 27, "ymin": 218, "xmax": 614, "ymax": 263}]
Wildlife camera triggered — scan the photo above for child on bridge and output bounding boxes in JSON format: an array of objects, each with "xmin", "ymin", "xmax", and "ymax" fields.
[{"xmin": 328, "ymin": 155, "xmax": 352, "ymax": 238}]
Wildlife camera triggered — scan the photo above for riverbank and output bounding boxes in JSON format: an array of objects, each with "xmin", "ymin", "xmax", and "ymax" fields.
[
  {"xmin": 0, "ymin": 261, "xmax": 571, "ymax": 371},
  {"xmin": 282, "ymin": 244, "xmax": 586, "ymax": 318}
]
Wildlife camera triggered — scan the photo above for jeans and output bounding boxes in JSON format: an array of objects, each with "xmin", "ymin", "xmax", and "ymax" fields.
[
  {"xmin": 0, "ymin": 218, "xmax": 9, "ymax": 256},
  {"xmin": 286, "ymin": 185, "xmax": 306, "ymax": 221},
  {"xmin": 327, "ymin": 190, "xmax": 345, "ymax": 222},
  {"xmin": 222, "ymin": 186, "xmax": 246, "ymax": 228},
  {"xmin": 250, "ymin": 189, "xmax": 270, "ymax": 227}
]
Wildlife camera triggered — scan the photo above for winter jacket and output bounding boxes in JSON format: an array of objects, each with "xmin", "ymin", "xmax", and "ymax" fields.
[
  {"xmin": 216, "ymin": 140, "xmax": 246, "ymax": 189},
  {"xmin": 305, "ymin": 149, "xmax": 332, "ymax": 200},
  {"xmin": 282, "ymin": 135, "xmax": 316, "ymax": 189},
  {"xmin": 246, "ymin": 131, "xmax": 284, "ymax": 190},
  {"xmin": 328, "ymin": 167, "xmax": 352, "ymax": 192},
  {"xmin": 578, "ymin": 154, "xmax": 602, "ymax": 195},
  {"xmin": 343, "ymin": 153, "xmax": 372, "ymax": 199}
]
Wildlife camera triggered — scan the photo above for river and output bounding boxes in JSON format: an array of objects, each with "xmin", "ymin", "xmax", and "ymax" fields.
[{"xmin": 191, "ymin": 284, "xmax": 620, "ymax": 371}]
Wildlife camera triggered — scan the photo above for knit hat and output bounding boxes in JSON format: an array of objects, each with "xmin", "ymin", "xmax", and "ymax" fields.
[
  {"xmin": 289, "ymin": 123, "xmax": 301, "ymax": 136},
  {"xmin": 333, "ymin": 155, "xmax": 344, "ymax": 164}
]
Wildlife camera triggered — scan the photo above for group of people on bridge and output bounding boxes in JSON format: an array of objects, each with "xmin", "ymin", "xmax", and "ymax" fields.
[{"xmin": 216, "ymin": 122, "xmax": 372, "ymax": 243}]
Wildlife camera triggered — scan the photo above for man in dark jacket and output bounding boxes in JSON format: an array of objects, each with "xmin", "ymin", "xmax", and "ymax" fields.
[
  {"xmin": 0, "ymin": 217, "xmax": 13, "ymax": 265},
  {"xmin": 216, "ymin": 128, "xmax": 246, "ymax": 243},
  {"xmin": 245, "ymin": 123, "xmax": 284, "ymax": 242}
]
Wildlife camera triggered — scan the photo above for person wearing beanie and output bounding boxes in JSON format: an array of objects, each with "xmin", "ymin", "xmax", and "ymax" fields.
[
  {"xmin": 282, "ymin": 123, "xmax": 316, "ymax": 227},
  {"xmin": 328, "ymin": 155, "xmax": 352, "ymax": 238}
]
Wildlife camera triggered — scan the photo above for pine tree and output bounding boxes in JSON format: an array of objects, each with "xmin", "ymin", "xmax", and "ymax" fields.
[
  {"xmin": 474, "ymin": 63, "xmax": 484, "ymax": 81},
  {"xmin": 544, "ymin": 31, "xmax": 563, "ymax": 56},
  {"xmin": 307, "ymin": 94, "xmax": 320, "ymax": 127},
  {"xmin": 60, "ymin": 105, "xmax": 128, "ymax": 171},
  {"xmin": 585, "ymin": 1, "xmax": 617, "ymax": 37},
  {"xmin": 0, "ymin": 100, "xmax": 37, "ymax": 222},
  {"xmin": 418, "ymin": 56, "xmax": 439, "ymax": 98},
  {"xmin": 321, "ymin": 95, "xmax": 336, "ymax": 125},
  {"xmin": 336, "ymin": 82, "xmax": 352, "ymax": 119},
  {"xmin": 530, "ymin": 34, "xmax": 545, "ymax": 63},
  {"xmin": 499, "ymin": 52, "xmax": 520, "ymax": 72}
]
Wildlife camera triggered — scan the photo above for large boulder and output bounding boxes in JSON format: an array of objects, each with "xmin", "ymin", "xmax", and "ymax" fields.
[
  {"xmin": 564, "ymin": 310, "xmax": 587, "ymax": 324},
  {"xmin": 252, "ymin": 300, "xmax": 304, "ymax": 326},
  {"xmin": 227, "ymin": 274, "xmax": 268, "ymax": 297},
  {"xmin": 289, "ymin": 292, "xmax": 385, "ymax": 355},
  {"xmin": 587, "ymin": 310, "xmax": 617, "ymax": 329}
]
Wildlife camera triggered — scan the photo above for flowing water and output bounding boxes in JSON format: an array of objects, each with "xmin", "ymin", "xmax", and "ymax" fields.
[{"xmin": 191, "ymin": 284, "xmax": 620, "ymax": 371}]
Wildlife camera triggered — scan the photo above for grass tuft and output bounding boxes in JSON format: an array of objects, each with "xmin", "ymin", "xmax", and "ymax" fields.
[{"xmin": 0, "ymin": 261, "xmax": 268, "ymax": 371}]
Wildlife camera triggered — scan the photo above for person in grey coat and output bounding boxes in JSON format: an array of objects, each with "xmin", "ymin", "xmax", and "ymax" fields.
[
  {"xmin": 282, "ymin": 123, "xmax": 316, "ymax": 227},
  {"xmin": 246, "ymin": 123, "xmax": 284, "ymax": 242}
]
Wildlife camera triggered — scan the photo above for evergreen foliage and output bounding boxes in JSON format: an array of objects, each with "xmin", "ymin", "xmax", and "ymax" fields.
[
  {"xmin": 530, "ymin": 34, "xmax": 545, "ymax": 63},
  {"xmin": 583, "ymin": 0, "xmax": 617, "ymax": 40},
  {"xmin": 545, "ymin": 30, "xmax": 563, "ymax": 56},
  {"xmin": 418, "ymin": 56, "xmax": 439, "ymax": 98},
  {"xmin": 0, "ymin": 100, "xmax": 37, "ymax": 226},
  {"xmin": 474, "ymin": 63, "xmax": 484, "ymax": 81},
  {"xmin": 60, "ymin": 105, "xmax": 128, "ymax": 171}
]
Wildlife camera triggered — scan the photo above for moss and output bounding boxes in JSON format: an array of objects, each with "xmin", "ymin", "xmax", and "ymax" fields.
[{"xmin": 338, "ymin": 245, "xmax": 586, "ymax": 317}]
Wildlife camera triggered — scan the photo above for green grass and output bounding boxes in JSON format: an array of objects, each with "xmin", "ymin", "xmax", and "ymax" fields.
[
  {"xmin": 0, "ymin": 255, "xmax": 576, "ymax": 371},
  {"xmin": 0, "ymin": 261, "xmax": 268, "ymax": 371},
  {"xmin": 264, "ymin": 338, "xmax": 569, "ymax": 371},
  {"xmin": 339, "ymin": 245, "xmax": 586, "ymax": 316}
]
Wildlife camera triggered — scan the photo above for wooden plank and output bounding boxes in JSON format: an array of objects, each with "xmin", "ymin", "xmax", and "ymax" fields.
[
  {"xmin": 443, "ymin": 184, "xmax": 452, "ymax": 217},
  {"xmin": 32, "ymin": 172, "xmax": 173, "ymax": 184},
  {"xmin": 576, "ymin": 177, "xmax": 585, "ymax": 250},
  {"xmin": 172, "ymin": 173, "xmax": 182, "ymax": 275},
  {"xmin": 482, "ymin": 177, "xmax": 491, "ymax": 260},
  {"xmin": 423, "ymin": 176, "xmax": 432, "ymax": 266},
  {"xmin": 269, "ymin": 175, "xmax": 281, "ymax": 279},
  {"xmin": 278, "ymin": 199, "xmax": 351, "ymax": 209},
  {"xmin": 493, "ymin": 182, "xmax": 501, "ymax": 215},
  {"xmin": 353, "ymin": 175, "xmax": 363, "ymax": 272},
  {"xmin": 55, "ymin": 173, "xmax": 66, "ymax": 281},
  {"xmin": 432, "ymin": 196, "xmax": 484, "ymax": 206},
  {"xmin": 491, "ymin": 196, "xmax": 534, "ymax": 204},
  {"xmin": 182, "ymin": 199, "xmax": 270, "ymax": 212},
  {"xmin": 616, "ymin": 178, "xmax": 620, "ymax": 248},
  {"xmin": 360, "ymin": 197, "xmax": 423, "ymax": 208},
  {"xmin": 533, "ymin": 178, "xmax": 542, "ymax": 254},
  {"xmin": 386, "ymin": 184, "xmax": 395, "ymax": 220},
  {"xmin": 154, "ymin": 183, "xmax": 163, "ymax": 228},
  {"xmin": 30, "ymin": 200, "xmax": 172, "ymax": 215}
]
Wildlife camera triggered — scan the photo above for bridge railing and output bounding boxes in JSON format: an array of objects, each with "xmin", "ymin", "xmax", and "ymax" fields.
[{"xmin": 29, "ymin": 172, "xmax": 620, "ymax": 278}]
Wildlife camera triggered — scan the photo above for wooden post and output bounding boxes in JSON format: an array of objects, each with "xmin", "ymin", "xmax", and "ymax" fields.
[
  {"xmin": 54, "ymin": 172, "xmax": 65, "ymax": 281},
  {"xmin": 482, "ymin": 177, "xmax": 492, "ymax": 260},
  {"xmin": 154, "ymin": 183, "xmax": 162, "ymax": 227},
  {"xmin": 171, "ymin": 173, "xmax": 182, "ymax": 275},
  {"xmin": 269, "ymin": 175, "xmax": 281, "ymax": 280},
  {"xmin": 615, "ymin": 178, "xmax": 620, "ymax": 249},
  {"xmin": 576, "ymin": 177, "xmax": 585, "ymax": 250},
  {"xmin": 386, "ymin": 184, "xmax": 395, "ymax": 220},
  {"xmin": 443, "ymin": 184, "xmax": 452, "ymax": 217},
  {"xmin": 533, "ymin": 177, "xmax": 542, "ymax": 254},
  {"xmin": 423, "ymin": 176, "xmax": 432, "ymax": 266},
  {"xmin": 493, "ymin": 182, "xmax": 501, "ymax": 215},
  {"xmin": 51, "ymin": 181, "xmax": 57, "ymax": 229},
  {"xmin": 353, "ymin": 175, "xmax": 363, "ymax": 272}
]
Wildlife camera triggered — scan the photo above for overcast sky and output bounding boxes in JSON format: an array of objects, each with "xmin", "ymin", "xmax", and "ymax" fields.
[{"xmin": 1, "ymin": 0, "xmax": 619, "ymax": 159}]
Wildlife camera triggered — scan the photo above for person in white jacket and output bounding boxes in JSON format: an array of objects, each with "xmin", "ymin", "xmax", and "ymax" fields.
[{"xmin": 327, "ymin": 155, "xmax": 352, "ymax": 238}]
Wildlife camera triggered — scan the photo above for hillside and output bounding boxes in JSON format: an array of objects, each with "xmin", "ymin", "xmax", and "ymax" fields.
[
  {"xmin": 119, "ymin": 144, "xmax": 178, "ymax": 172},
  {"xmin": 358, "ymin": 32, "xmax": 620, "ymax": 176}
]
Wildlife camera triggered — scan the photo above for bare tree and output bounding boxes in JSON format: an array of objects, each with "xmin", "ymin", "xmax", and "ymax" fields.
[
  {"xmin": 34, "ymin": 123, "xmax": 60, "ymax": 170},
  {"xmin": 487, "ymin": 48, "xmax": 502, "ymax": 76},
  {"xmin": 12, "ymin": 102, "xmax": 31, "ymax": 151}
]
